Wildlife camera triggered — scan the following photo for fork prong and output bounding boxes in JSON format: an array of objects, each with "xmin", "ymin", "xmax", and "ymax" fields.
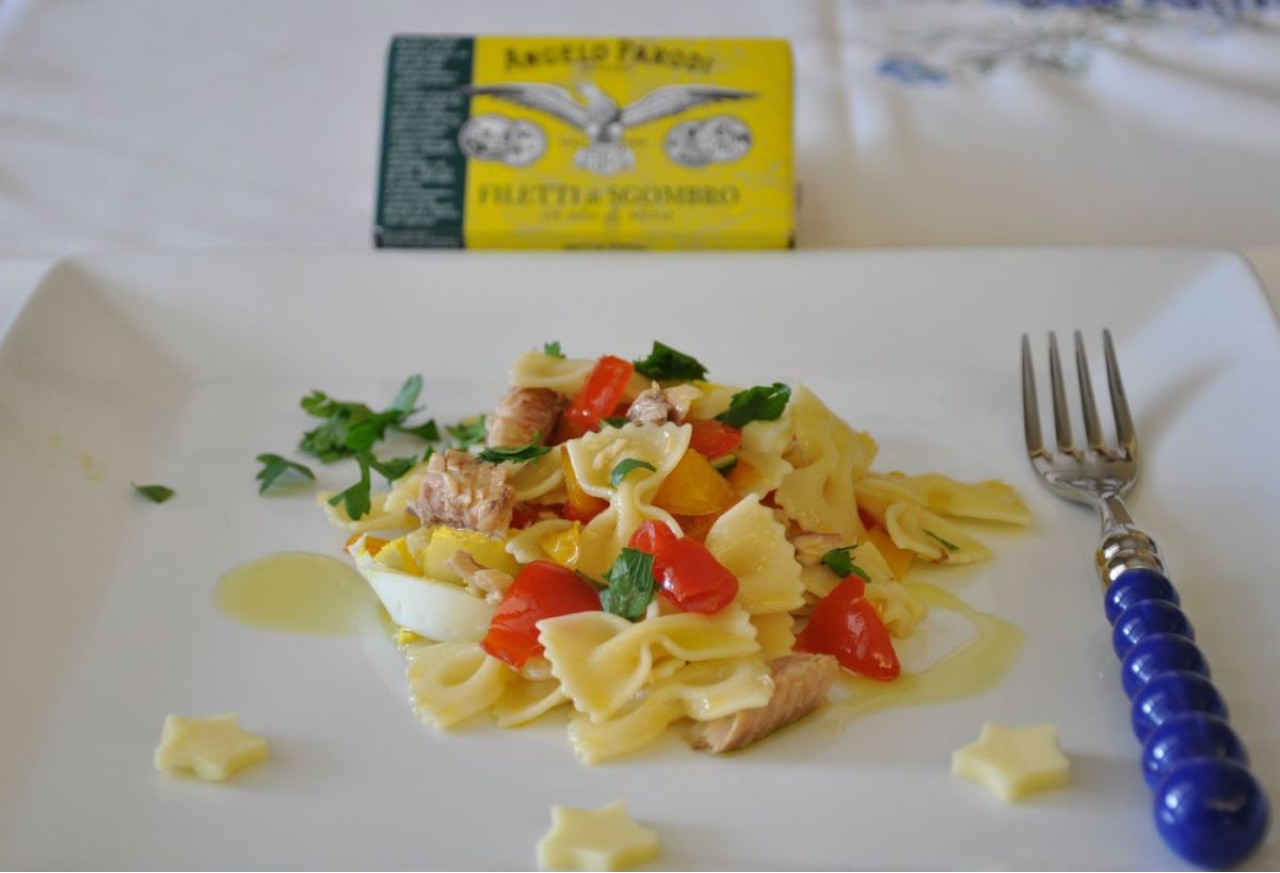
[
  {"xmin": 1021, "ymin": 334, "xmax": 1044, "ymax": 455},
  {"xmin": 1048, "ymin": 331, "xmax": 1074, "ymax": 453},
  {"xmin": 1103, "ymin": 329, "xmax": 1137, "ymax": 456},
  {"xmin": 1074, "ymin": 330, "xmax": 1106, "ymax": 452}
]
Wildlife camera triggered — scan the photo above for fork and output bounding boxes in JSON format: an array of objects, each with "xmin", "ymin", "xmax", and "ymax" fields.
[{"xmin": 1022, "ymin": 330, "xmax": 1270, "ymax": 868}]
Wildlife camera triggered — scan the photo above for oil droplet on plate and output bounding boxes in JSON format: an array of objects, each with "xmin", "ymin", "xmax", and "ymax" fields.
[
  {"xmin": 215, "ymin": 552, "xmax": 379, "ymax": 637},
  {"xmin": 829, "ymin": 582, "xmax": 1024, "ymax": 723}
]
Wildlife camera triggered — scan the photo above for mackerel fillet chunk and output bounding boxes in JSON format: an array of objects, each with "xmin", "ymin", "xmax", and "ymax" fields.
[{"xmin": 690, "ymin": 653, "xmax": 838, "ymax": 754}]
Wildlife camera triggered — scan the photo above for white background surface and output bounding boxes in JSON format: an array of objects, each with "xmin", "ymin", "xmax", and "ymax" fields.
[
  {"xmin": 0, "ymin": 3, "xmax": 1279, "ymax": 865},
  {"xmin": 1, "ymin": 250, "xmax": 1276, "ymax": 870},
  {"xmin": 2, "ymin": 2, "xmax": 1280, "ymax": 276}
]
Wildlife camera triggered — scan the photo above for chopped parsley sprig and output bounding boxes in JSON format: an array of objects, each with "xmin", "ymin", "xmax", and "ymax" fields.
[
  {"xmin": 926, "ymin": 530, "xmax": 959, "ymax": 552},
  {"xmin": 633, "ymin": 341, "xmax": 708, "ymax": 381},
  {"xmin": 477, "ymin": 434, "xmax": 551, "ymax": 464},
  {"xmin": 446, "ymin": 416, "xmax": 487, "ymax": 449},
  {"xmin": 133, "ymin": 483, "xmax": 175, "ymax": 504},
  {"xmin": 601, "ymin": 548, "xmax": 657, "ymax": 620},
  {"xmin": 255, "ymin": 454, "xmax": 315, "ymax": 494},
  {"xmin": 715, "ymin": 383, "xmax": 791, "ymax": 429},
  {"xmin": 326, "ymin": 451, "xmax": 418, "ymax": 520},
  {"xmin": 610, "ymin": 459, "xmax": 657, "ymax": 487},
  {"xmin": 820, "ymin": 546, "xmax": 871, "ymax": 582},
  {"xmin": 299, "ymin": 375, "xmax": 437, "ymax": 462}
]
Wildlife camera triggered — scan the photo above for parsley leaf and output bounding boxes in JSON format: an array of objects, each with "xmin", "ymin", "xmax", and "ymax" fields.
[
  {"xmin": 367, "ymin": 453, "xmax": 418, "ymax": 483},
  {"xmin": 300, "ymin": 390, "xmax": 372, "ymax": 420},
  {"xmin": 299, "ymin": 416, "xmax": 355, "ymax": 463},
  {"xmin": 343, "ymin": 414, "xmax": 397, "ymax": 453},
  {"xmin": 601, "ymin": 416, "xmax": 628, "ymax": 429},
  {"xmin": 715, "ymin": 383, "xmax": 791, "ymax": 429},
  {"xmin": 446, "ymin": 416, "xmax": 487, "ymax": 449},
  {"xmin": 298, "ymin": 376, "xmax": 429, "ymax": 462},
  {"xmin": 477, "ymin": 435, "xmax": 551, "ymax": 464},
  {"xmin": 601, "ymin": 548, "xmax": 656, "ymax": 621},
  {"xmin": 255, "ymin": 453, "xmax": 315, "ymax": 494},
  {"xmin": 133, "ymin": 483, "xmax": 175, "ymax": 504},
  {"xmin": 327, "ymin": 457, "xmax": 372, "ymax": 520},
  {"xmin": 543, "ymin": 340, "xmax": 563, "ymax": 358},
  {"xmin": 327, "ymin": 451, "xmax": 418, "ymax": 520},
  {"xmin": 396, "ymin": 419, "xmax": 440, "ymax": 442},
  {"xmin": 610, "ymin": 459, "xmax": 657, "ymax": 487},
  {"xmin": 820, "ymin": 546, "xmax": 871, "ymax": 582},
  {"xmin": 633, "ymin": 340, "xmax": 708, "ymax": 381},
  {"xmin": 389, "ymin": 374, "xmax": 423, "ymax": 418},
  {"xmin": 925, "ymin": 530, "xmax": 959, "ymax": 552}
]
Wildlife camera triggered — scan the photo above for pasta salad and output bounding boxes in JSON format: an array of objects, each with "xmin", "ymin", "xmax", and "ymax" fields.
[{"xmin": 321, "ymin": 342, "xmax": 1031, "ymax": 763}]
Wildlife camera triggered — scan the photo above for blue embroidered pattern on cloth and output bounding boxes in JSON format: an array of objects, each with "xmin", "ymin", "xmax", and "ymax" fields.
[{"xmin": 876, "ymin": 0, "xmax": 1277, "ymax": 83}]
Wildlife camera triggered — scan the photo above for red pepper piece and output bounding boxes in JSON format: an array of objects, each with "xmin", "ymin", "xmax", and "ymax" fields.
[{"xmin": 481, "ymin": 560, "xmax": 601, "ymax": 668}]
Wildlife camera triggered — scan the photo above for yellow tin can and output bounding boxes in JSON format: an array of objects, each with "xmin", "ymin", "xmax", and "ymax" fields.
[{"xmin": 376, "ymin": 36, "xmax": 794, "ymax": 249}]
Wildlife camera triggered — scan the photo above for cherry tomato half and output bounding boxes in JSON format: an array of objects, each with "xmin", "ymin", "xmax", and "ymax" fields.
[
  {"xmin": 628, "ymin": 520, "xmax": 738, "ymax": 614},
  {"xmin": 796, "ymin": 576, "xmax": 900, "ymax": 680}
]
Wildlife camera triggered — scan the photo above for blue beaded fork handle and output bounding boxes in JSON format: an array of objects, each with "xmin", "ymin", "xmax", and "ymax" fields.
[{"xmin": 1022, "ymin": 330, "xmax": 1270, "ymax": 868}]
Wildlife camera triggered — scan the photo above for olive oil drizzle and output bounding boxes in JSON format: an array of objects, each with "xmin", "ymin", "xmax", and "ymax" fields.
[
  {"xmin": 829, "ymin": 582, "xmax": 1025, "ymax": 723},
  {"xmin": 215, "ymin": 552, "xmax": 378, "ymax": 637}
]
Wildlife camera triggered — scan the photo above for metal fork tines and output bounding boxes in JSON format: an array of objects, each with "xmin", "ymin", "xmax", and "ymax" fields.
[{"xmin": 1021, "ymin": 330, "xmax": 1161, "ymax": 584}]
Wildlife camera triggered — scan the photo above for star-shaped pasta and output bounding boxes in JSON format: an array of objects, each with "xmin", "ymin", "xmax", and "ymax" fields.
[
  {"xmin": 951, "ymin": 723, "xmax": 1070, "ymax": 802},
  {"xmin": 536, "ymin": 801, "xmax": 659, "ymax": 871},
  {"xmin": 153, "ymin": 713, "xmax": 269, "ymax": 782}
]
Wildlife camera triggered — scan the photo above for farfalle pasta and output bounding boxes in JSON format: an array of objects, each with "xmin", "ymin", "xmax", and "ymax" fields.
[{"xmin": 325, "ymin": 342, "xmax": 1031, "ymax": 762}]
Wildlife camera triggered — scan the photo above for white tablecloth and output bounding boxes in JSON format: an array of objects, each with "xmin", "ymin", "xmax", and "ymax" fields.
[{"xmin": 2, "ymin": 0, "xmax": 1280, "ymax": 312}]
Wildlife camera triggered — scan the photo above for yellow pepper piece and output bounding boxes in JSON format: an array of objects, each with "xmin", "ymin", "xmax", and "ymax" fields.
[
  {"xmin": 561, "ymin": 446, "xmax": 608, "ymax": 517},
  {"xmin": 541, "ymin": 522, "xmax": 582, "ymax": 569},
  {"xmin": 653, "ymin": 450, "xmax": 737, "ymax": 516},
  {"xmin": 421, "ymin": 526, "xmax": 521, "ymax": 583},
  {"xmin": 861, "ymin": 526, "xmax": 914, "ymax": 580},
  {"xmin": 725, "ymin": 457, "xmax": 759, "ymax": 495},
  {"xmin": 396, "ymin": 538, "xmax": 423, "ymax": 576},
  {"xmin": 346, "ymin": 533, "xmax": 389, "ymax": 556}
]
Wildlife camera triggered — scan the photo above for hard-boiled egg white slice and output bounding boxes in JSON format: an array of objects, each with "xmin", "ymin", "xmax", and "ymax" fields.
[{"xmin": 350, "ymin": 543, "xmax": 494, "ymax": 643}]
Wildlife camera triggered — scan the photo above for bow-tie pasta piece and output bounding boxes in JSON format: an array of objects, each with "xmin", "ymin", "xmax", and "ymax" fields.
[
  {"xmin": 507, "ymin": 450, "xmax": 566, "ymax": 502},
  {"xmin": 864, "ymin": 581, "xmax": 929, "ymax": 638},
  {"xmin": 568, "ymin": 658, "xmax": 773, "ymax": 764},
  {"xmin": 775, "ymin": 385, "xmax": 878, "ymax": 542},
  {"xmin": 563, "ymin": 422, "xmax": 690, "ymax": 500},
  {"xmin": 539, "ymin": 605, "xmax": 760, "ymax": 723},
  {"xmin": 686, "ymin": 381, "xmax": 737, "ymax": 420},
  {"xmin": 857, "ymin": 473, "xmax": 1030, "ymax": 526},
  {"xmin": 510, "ymin": 350, "xmax": 597, "ymax": 394},
  {"xmin": 406, "ymin": 641, "xmax": 514, "ymax": 728},
  {"xmin": 565, "ymin": 422, "xmax": 691, "ymax": 575},
  {"xmin": 885, "ymin": 502, "xmax": 993, "ymax": 564},
  {"xmin": 493, "ymin": 678, "xmax": 570, "ymax": 728},
  {"xmin": 703, "ymin": 495, "xmax": 805, "ymax": 615},
  {"xmin": 798, "ymin": 540, "xmax": 897, "ymax": 601},
  {"xmin": 730, "ymin": 414, "xmax": 795, "ymax": 497},
  {"xmin": 750, "ymin": 612, "xmax": 797, "ymax": 659}
]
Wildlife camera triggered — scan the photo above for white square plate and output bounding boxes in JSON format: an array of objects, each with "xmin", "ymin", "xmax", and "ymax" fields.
[{"xmin": 0, "ymin": 249, "xmax": 1276, "ymax": 870}]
